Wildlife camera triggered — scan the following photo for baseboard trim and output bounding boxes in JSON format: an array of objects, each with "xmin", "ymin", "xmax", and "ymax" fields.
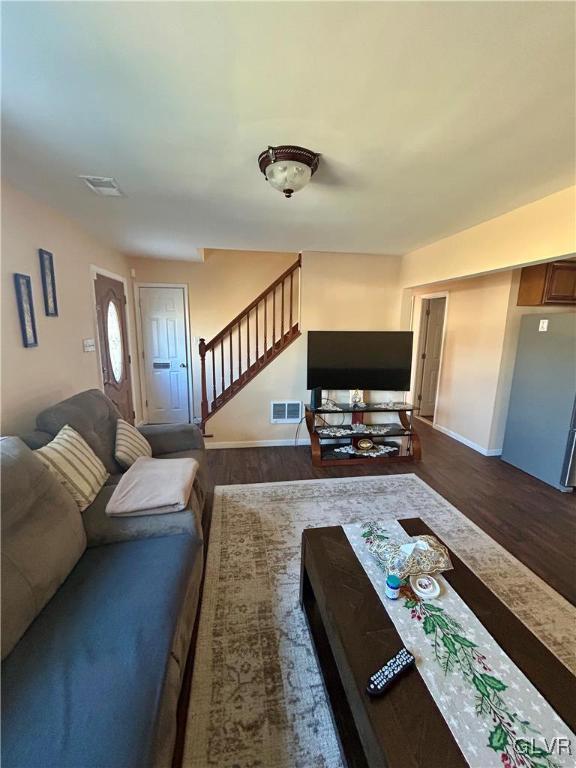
[
  {"xmin": 205, "ymin": 429, "xmax": 504, "ymax": 456},
  {"xmin": 433, "ymin": 424, "xmax": 502, "ymax": 457},
  {"xmin": 206, "ymin": 437, "xmax": 311, "ymax": 450}
]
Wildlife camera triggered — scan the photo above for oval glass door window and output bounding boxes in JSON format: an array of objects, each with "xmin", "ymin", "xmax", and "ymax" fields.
[{"xmin": 107, "ymin": 301, "xmax": 123, "ymax": 382}]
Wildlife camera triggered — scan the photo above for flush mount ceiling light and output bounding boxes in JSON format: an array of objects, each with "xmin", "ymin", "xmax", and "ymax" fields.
[{"xmin": 258, "ymin": 145, "xmax": 320, "ymax": 198}]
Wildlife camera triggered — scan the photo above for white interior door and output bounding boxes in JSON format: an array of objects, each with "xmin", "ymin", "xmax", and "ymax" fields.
[
  {"xmin": 139, "ymin": 286, "xmax": 190, "ymax": 424},
  {"xmin": 418, "ymin": 297, "xmax": 446, "ymax": 417}
]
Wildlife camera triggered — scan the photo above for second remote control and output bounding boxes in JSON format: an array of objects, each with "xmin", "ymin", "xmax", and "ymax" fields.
[{"xmin": 366, "ymin": 647, "xmax": 415, "ymax": 696}]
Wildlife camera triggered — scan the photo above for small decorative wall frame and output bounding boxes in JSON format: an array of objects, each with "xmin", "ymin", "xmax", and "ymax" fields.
[
  {"xmin": 38, "ymin": 249, "xmax": 58, "ymax": 316},
  {"xmin": 14, "ymin": 273, "xmax": 38, "ymax": 347}
]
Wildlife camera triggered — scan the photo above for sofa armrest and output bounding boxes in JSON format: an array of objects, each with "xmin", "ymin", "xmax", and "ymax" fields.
[{"xmin": 138, "ymin": 423, "xmax": 205, "ymax": 455}]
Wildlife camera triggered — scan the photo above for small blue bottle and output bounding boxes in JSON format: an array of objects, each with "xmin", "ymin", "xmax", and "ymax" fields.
[{"xmin": 385, "ymin": 574, "xmax": 402, "ymax": 600}]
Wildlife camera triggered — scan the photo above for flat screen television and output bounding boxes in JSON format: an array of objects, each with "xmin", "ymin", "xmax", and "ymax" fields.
[{"xmin": 307, "ymin": 331, "xmax": 413, "ymax": 391}]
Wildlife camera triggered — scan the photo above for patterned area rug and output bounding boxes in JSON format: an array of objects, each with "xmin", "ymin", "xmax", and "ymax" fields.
[{"xmin": 183, "ymin": 475, "xmax": 575, "ymax": 768}]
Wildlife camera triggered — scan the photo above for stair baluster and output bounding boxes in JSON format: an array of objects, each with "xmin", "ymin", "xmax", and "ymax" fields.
[
  {"xmin": 247, "ymin": 307, "xmax": 251, "ymax": 371},
  {"xmin": 199, "ymin": 254, "xmax": 301, "ymax": 431},
  {"xmin": 272, "ymin": 286, "xmax": 276, "ymax": 348},
  {"xmin": 264, "ymin": 295, "xmax": 268, "ymax": 359},
  {"xmin": 255, "ymin": 302, "xmax": 259, "ymax": 369}
]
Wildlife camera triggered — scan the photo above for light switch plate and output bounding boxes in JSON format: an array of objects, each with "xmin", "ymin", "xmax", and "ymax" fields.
[
  {"xmin": 83, "ymin": 338, "xmax": 96, "ymax": 352},
  {"xmin": 538, "ymin": 319, "xmax": 549, "ymax": 333}
]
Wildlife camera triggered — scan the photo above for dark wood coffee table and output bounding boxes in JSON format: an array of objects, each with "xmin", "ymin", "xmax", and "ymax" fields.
[{"xmin": 300, "ymin": 519, "xmax": 576, "ymax": 768}]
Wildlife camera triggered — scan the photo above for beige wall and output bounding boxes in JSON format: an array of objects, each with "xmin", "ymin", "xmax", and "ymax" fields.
[
  {"xmin": 128, "ymin": 248, "xmax": 297, "ymax": 433},
  {"xmin": 1, "ymin": 183, "xmax": 138, "ymax": 434},
  {"xmin": 210, "ymin": 251, "xmax": 403, "ymax": 443},
  {"xmin": 130, "ymin": 249, "xmax": 402, "ymax": 444},
  {"xmin": 411, "ymin": 271, "xmax": 514, "ymax": 452},
  {"xmin": 301, "ymin": 251, "xmax": 402, "ymax": 332},
  {"xmin": 1, "ymin": 204, "xmax": 403, "ymax": 445},
  {"xmin": 206, "ymin": 338, "xmax": 306, "ymax": 444},
  {"xmin": 129, "ymin": 249, "xmax": 297, "ymax": 345},
  {"xmin": 5, "ymin": 181, "xmax": 573, "ymax": 449},
  {"xmin": 400, "ymin": 186, "xmax": 576, "ymax": 291},
  {"xmin": 401, "ymin": 188, "xmax": 575, "ymax": 454},
  {"xmin": 411, "ymin": 265, "xmax": 576, "ymax": 454}
]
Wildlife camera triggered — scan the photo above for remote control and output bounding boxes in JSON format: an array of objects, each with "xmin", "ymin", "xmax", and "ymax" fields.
[{"xmin": 366, "ymin": 648, "xmax": 415, "ymax": 696}]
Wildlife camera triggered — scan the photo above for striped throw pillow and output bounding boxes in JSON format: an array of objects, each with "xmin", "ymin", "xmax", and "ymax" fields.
[
  {"xmin": 35, "ymin": 425, "xmax": 109, "ymax": 512},
  {"xmin": 115, "ymin": 419, "xmax": 152, "ymax": 469}
]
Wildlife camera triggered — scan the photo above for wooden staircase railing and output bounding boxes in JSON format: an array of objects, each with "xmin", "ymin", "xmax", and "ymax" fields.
[{"xmin": 199, "ymin": 255, "xmax": 302, "ymax": 429}]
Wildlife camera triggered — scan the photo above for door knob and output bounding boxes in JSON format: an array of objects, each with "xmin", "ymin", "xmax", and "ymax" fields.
[{"xmin": 180, "ymin": 362, "xmax": 188, "ymax": 368}]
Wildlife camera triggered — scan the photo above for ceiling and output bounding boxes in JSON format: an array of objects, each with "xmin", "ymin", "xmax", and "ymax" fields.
[{"xmin": 2, "ymin": 2, "xmax": 575, "ymax": 260}]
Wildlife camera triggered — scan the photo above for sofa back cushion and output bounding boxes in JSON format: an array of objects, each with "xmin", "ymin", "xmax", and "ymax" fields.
[
  {"xmin": 115, "ymin": 419, "xmax": 152, "ymax": 468},
  {"xmin": 36, "ymin": 389, "xmax": 123, "ymax": 474},
  {"xmin": 1, "ymin": 437, "xmax": 87, "ymax": 660},
  {"xmin": 35, "ymin": 425, "xmax": 109, "ymax": 512},
  {"xmin": 19, "ymin": 430, "xmax": 53, "ymax": 450}
]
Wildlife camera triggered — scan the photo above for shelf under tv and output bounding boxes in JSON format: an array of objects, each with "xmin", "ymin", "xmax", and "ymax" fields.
[
  {"xmin": 309, "ymin": 402, "xmax": 415, "ymax": 414},
  {"xmin": 315, "ymin": 423, "xmax": 412, "ymax": 439},
  {"xmin": 305, "ymin": 403, "xmax": 421, "ymax": 468}
]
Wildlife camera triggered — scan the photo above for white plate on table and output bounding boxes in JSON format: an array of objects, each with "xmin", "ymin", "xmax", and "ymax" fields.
[{"xmin": 409, "ymin": 574, "xmax": 441, "ymax": 599}]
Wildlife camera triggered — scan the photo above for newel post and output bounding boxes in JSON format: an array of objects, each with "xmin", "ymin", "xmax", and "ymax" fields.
[{"xmin": 199, "ymin": 338, "xmax": 209, "ymax": 424}]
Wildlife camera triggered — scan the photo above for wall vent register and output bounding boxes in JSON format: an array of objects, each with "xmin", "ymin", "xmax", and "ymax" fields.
[
  {"xmin": 79, "ymin": 175, "xmax": 124, "ymax": 197},
  {"xmin": 270, "ymin": 401, "xmax": 302, "ymax": 424}
]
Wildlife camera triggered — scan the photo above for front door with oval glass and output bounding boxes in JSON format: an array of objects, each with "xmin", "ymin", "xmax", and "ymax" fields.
[{"xmin": 94, "ymin": 273, "xmax": 134, "ymax": 422}]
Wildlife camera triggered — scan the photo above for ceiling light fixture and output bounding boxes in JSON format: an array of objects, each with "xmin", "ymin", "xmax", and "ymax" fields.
[{"xmin": 258, "ymin": 145, "xmax": 320, "ymax": 198}]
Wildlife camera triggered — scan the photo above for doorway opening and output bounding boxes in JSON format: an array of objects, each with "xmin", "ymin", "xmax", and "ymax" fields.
[
  {"xmin": 413, "ymin": 295, "xmax": 447, "ymax": 423},
  {"xmin": 136, "ymin": 284, "xmax": 193, "ymax": 424}
]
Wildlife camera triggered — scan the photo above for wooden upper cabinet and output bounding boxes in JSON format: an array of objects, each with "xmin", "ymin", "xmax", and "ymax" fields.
[
  {"xmin": 544, "ymin": 261, "xmax": 576, "ymax": 303},
  {"xmin": 517, "ymin": 260, "xmax": 576, "ymax": 306}
]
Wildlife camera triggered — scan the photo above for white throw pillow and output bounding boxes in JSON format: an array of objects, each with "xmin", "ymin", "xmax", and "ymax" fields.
[
  {"xmin": 35, "ymin": 425, "xmax": 109, "ymax": 512},
  {"xmin": 114, "ymin": 419, "xmax": 152, "ymax": 469}
]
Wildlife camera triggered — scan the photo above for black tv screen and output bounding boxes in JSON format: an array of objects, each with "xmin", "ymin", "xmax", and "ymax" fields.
[{"xmin": 307, "ymin": 331, "xmax": 413, "ymax": 391}]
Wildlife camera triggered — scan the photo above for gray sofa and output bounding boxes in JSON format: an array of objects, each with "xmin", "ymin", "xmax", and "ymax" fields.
[{"xmin": 1, "ymin": 389, "xmax": 209, "ymax": 768}]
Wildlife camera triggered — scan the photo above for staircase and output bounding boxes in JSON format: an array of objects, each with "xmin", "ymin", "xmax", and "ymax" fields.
[{"xmin": 199, "ymin": 255, "xmax": 302, "ymax": 430}]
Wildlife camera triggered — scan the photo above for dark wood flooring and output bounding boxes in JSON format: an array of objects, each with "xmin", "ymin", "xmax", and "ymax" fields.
[{"xmin": 206, "ymin": 419, "xmax": 576, "ymax": 604}]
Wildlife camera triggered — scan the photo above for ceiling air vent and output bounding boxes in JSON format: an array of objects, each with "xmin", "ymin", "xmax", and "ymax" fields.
[
  {"xmin": 270, "ymin": 400, "xmax": 302, "ymax": 424},
  {"xmin": 79, "ymin": 175, "xmax": 124, "ymax": 197}
]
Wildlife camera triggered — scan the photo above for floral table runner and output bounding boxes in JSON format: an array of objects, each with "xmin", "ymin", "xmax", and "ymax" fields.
[{"xmin": 343, "ymin": 521, "xmax": 575, "ymax": 768}]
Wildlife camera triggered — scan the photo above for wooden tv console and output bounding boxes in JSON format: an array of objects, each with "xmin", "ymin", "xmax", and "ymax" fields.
[{"xmin": 305, "ymin": 402, "xmax": 421, "ymax": 468}]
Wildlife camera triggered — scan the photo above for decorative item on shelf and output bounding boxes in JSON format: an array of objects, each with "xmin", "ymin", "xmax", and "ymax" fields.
[
  {"xmin": 38, "ymin": 249, "xmax": 58, "ymax": 317},
  {"xmin": 375, "ymin": 401, "xmax": 407, "ymax": 410},
  {"xmin": 357, "ymin": 438, "xmax": 375, "ymax": 451},
  {"xmin": 334, "ymin": 444, "xmax": 397, "ymax": 457},
  {"xmin": 349, "ymin": 388, "xmax": 364, "ymax": 406},
  {"xmin": 317, "ymin": 426, "xmax": 350, "ymax": 437},
  {"xmin": 258, "ymin": 145, "xmax": 320, "ymax": 198},
  {"xmin": 13, "ymin": 273, "xmax": 38, "ymax": 348},
  {"xmin": 316, "ymin": 424, "xmax": 394, "ymax": 438},
  {"xmin": 320, "ymin": 401, "xmax": 342, "ymax": 411}
]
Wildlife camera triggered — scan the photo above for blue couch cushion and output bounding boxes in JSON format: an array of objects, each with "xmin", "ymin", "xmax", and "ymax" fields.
[{"xmin": 2, "ymin": 534, "xmax": 198, "ymax": 768}]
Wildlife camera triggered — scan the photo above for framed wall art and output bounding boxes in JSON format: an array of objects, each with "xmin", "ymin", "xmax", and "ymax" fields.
[
  {"xmin": 14, "ymin": 273, "xmax": 38, "ymax": 348},
  {"xmin": 39, "ymin": 248, "xmax": 58, "ymax": 316}
]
